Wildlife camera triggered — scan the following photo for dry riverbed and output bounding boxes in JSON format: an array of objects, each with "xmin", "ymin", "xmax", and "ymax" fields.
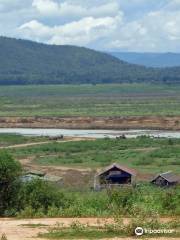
[{"xmin": 1, "ymin": 116, "xmax": 180, "ymax": 130}]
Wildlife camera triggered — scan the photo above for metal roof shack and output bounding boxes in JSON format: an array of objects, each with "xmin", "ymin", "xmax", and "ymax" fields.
[
  {"xmin": 26, "ymin": 170, "xmax": 45, "ymax": 177},
  {"xmin": 43, "ymin": 174, "xmax": 63, "ymax": 186},
  {"xmin": 151, "ymin": 171, "xmax": 180, "ymax": 187},
  {"xmin": 21, "ymin": 170, "xmax": 45, "ymax": 182},
  {"xmin": 21, "ymin": 170, "xmax": 63, "ymax": 186},
  {"xmin": 94, "ymin": 163, "xmax": 136, "ymax": 190}
]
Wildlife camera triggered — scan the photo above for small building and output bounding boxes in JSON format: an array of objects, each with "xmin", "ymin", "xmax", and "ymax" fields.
[
  {"xmin": 26, "ymin": 170, "xmax": 45, "ymax": 177},
  {"xmin": 94, "ymin": 163, "xmax": 136, "ymax": 190},
  {"xmin": 21, "ymin": 174, "xmax": 40, "ymax": 182},
  {"xmin": 151, "ymin": 171, "xmax": 180, "ymax": 187},
  {"xmin": 21, "ymin": 170, "xmax": 63, "ymax": 186},
  {"xmin": 43, "ymin": 174, "xmax": 63, "ymax": 186},
  {"xmin": 21, "ymin": 170, "xmax": 45, "ymax": 183}
]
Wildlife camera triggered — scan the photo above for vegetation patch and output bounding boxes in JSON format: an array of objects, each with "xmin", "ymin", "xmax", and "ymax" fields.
[
  {"xmin": 0, "ymin": 133, "xmax": 48, "ymax": 147},
  {"xmin": 1, "ymin": 84, "xmax": 180, "ymax": 117},
  {"xmin": 20, "ymin": 223, "xmax": 48, "ymax": 228},
  {"xmin": 9, "ymin": 137, "xmax": 180, "ymax": 174},
  {"xmin": 39, "ymin": 217, "xmax": 180, "ymax": 239},
  {"xmin": 0, "ymin": 140, "xmax": 180, "ymax": 219}
]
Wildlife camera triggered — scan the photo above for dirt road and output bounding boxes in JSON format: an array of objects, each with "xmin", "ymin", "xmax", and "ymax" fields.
[
  {"xmin": 0, "ymin": 217, "xmax": 178, "ymax": 240},
  {"xmin": 0, "ymin": 137, "xmax": 94, "ymax": 150}
]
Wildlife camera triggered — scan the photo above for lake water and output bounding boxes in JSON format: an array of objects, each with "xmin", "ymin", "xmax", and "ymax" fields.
[{"xmin": 0, "ymin": 128, "xmax": 180, "ymax": 138}]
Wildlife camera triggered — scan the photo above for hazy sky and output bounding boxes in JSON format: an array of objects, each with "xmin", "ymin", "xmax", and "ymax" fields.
[{"xmin": 1, "ymin": 0, "xmax": 180, "ymax": 52}]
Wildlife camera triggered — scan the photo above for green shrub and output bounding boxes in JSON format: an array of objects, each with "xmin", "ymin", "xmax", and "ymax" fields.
[
  {"xmin": 0, "ymin": 151, "xmax": 22, "ymax": 216},
  {"xmin": 18, "ymin": 179, "xmax": 69, "ymax": 216}
]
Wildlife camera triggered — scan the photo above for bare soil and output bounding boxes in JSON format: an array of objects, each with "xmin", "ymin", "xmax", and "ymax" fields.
[
  {"xmin": 0, "ymin": 217, "xmax": 177, "ymax": 240},
  {"xmin": 20, "ymin": 158, "xmax": 95, "ymax": 188},
  {"xmin": 0, "ymin": 116, "xmax": 180, "ymax": 130},
  {"xmin": 8, "ymin": 137, "xmax": 95, "ymax": 188}
]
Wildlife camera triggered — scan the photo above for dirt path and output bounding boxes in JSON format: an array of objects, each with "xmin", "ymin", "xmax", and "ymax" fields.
[
  {"xmin": 19, "ymin": 160, "xmax": 93, "ymax": 173},
  {"xmin": 0, "ymin": 217, "xmax": 178, "ymax": 240},
  {"xmin": 0, "ymin": 137, "xmax": 95, "ymax": 150}
]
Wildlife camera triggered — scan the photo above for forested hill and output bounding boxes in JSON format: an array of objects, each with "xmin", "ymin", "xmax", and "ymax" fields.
[{"xmin": 0, "ymin": 36, "xmax": 180, "ymax": 85}]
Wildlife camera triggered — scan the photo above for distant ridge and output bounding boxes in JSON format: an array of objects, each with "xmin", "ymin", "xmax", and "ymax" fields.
[
  {"xmin": 110, "ymin": 52, "xmax": 180, "ymax": 68},
  {"xmin": 0, "ymin": 36, "xmax": 180, "ymax": 85}
]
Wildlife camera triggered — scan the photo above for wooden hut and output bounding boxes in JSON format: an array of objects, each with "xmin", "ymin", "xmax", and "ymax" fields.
[
  {"xmin": 94, "ymin": 163, "xmax": 136, "ymax": 190},
  {"xmin": 151, "ymin": 171, "xmax": 179, "ymax": 187}
]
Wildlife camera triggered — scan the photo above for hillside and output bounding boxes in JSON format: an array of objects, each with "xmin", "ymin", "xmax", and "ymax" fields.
[
  {"xmin": 0, "ymin": 36, "xmax": 180, "ymax": 85},
  {"xmin": 110, "ymin": 52, "xmax": 180, "ymax": 67}
]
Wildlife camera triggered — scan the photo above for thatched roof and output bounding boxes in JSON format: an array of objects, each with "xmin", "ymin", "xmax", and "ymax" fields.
[
  {"xmin": 97, "ymin": 163, "xmax": 136, "ymax": 177},
  {"xmin": 151, "ymin": 171, "xmax": 180, "ymax": 183}
]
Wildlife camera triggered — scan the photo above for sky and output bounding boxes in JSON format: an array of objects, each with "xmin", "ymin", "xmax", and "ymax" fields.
[{"xmin": 1, "ymin": 0, "xmax": 180, "ymax": 52}]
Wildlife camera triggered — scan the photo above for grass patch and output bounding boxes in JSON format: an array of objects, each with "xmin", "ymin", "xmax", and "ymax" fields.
[
  {"xmin": 1, "ymin": 84, "xmax": 180, "ymax": 117},
  {"xmin": 9, "ymin": 137, "xmax": 180, "ymax": 174},
  {"xmin": 0, "ymin": 133, "xmax": 48, "ymax": 147},
  {"xmin": 39, "ymin": 217, "xmax": 180, "ymax": 239},
  {"xmin": 20, "ymin": 223, "xmax": 48, "ymax": 228},
  {"xmin": 16, "ymin": 184, "xmax": 180, "ymax": 218},
  {"xmin": 40, "ymin": 225, "xmax": 121, "ymax": 239}
]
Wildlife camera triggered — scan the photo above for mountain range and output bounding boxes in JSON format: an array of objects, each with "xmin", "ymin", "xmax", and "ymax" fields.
[
  {"xmin": 0, "ymin": 36, "xmax": 180, "ymax": 85},
  {"xmin": 110, "ymin": 52, "xmax": 180, "ymax": 68}
]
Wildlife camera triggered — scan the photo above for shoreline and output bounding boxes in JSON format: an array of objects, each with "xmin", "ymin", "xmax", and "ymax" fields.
[{"xmin": 0, "ymin": 116, "xmax": 180, "ymax": 131}]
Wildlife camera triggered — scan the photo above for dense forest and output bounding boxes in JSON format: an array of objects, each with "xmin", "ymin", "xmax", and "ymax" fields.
[{"xmin": 0, "ymin": 36, "xmax": 180, "ymax": 85}]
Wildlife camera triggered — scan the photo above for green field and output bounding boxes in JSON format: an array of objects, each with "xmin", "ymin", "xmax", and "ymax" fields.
[
  {"xmin": 0, "ymin": 133, "xmax": 48, "ymax": 147},
  {"xmin": 1, "ymin": 84, "xmax": 180, "ymax": 116},
  {"xmin": 9, "ymin": 137, "xmax": 180, "ymax": 175},
  {"xmin": 0, "ymin": 134, "xmax": 180, "ymax": 222}
]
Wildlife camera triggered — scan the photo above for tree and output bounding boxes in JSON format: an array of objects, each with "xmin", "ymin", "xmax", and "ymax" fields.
[{"xmin": 0, "ymin": 151, "xmax": 22, "ymax": 215}]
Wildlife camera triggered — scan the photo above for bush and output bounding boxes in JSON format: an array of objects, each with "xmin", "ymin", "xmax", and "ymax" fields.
[
  {"xmin": 109, "ymin": 188, "xmax": 134, "ymax": 214},
  {"xmin": 19, "ymin": 179, "xmax": 68, "ymax": 215},
  {"xmin": 0, "ymin": 151, "xmax": 22, "ymax": 216}
]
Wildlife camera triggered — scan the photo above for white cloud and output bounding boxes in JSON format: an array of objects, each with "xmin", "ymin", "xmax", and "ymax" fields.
[
  {"xmin": 19, "ymin": 20, "xmax": 52, "ymax": 42},
  {"xmin": 106, "ymin": 8, "xmax": 180, "ymax": 52},
  {"xmin": 32, "ymin": 0, "xmax": 121, "ymax": 19},
  {"xmin": 19, "ymin": 14, "xmax": 122, "ymax": 46},
  {"xmin": 0, "ymin": 0, "xmax": 32, "ymax": 12},
  {"xmin": 32, "ymin": 0, "xmax": 59, "ymax": 16},
  {"xmin": 1, "ymin": 0, "xmax": 180, "ymax": 52}
]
